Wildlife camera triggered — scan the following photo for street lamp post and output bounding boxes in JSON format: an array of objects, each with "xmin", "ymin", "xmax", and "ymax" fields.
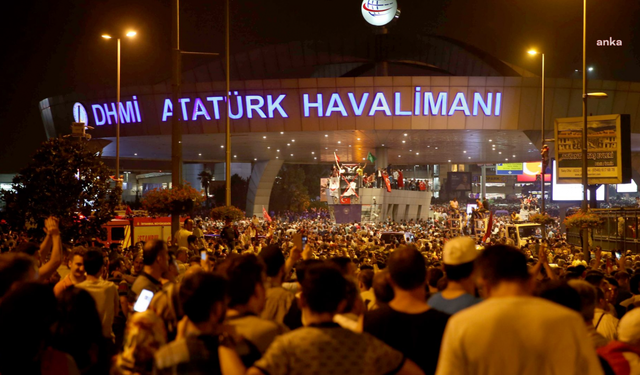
[
  {"xmin": 579, "ymin": 0, "xmax": 610, "ymax": 257},
  {"xmin": 225, "ymin": 0, "xmax": 231, "ymax": 206},
  {"xmin": 102, "ymin": 31, "xmax": 136, "ymax": 189},
  {"xmin": 528, "ymin": 50, "xmax": 546, "ymax": 228},
  {"xmin": 582, "ymin": 0, "xmax": 588, "ymax": 214}
]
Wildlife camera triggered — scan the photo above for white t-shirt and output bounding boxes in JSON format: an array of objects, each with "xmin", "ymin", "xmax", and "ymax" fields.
[
  {"xmin": 76, "ymin": 278, "xmax": 119, "ymax": 339},
  {"xmin": 173, "ymin": 228, "xmax": 193, "ymax": 248},
  {"xmin": 436, "ymin": 296, "xmax": 603, "ymax": 375},
  {"xmin": 593, "ymin": 308, "xmax": 618, "ymax": 341}
]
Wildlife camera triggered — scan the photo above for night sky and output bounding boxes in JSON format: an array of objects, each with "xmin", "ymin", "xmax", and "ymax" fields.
[{"xmin": 1, "ymin": 0, "xmax": 638, "ymax": 173}]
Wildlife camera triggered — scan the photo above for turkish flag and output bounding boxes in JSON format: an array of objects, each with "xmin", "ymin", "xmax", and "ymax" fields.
[
  {"xmin": 482, "ymin": 212, "xmax": 494, "ymax": 244},
  {"xmin": 340, "ymin": 197, "xmax": 351, "ymax": 204},
  {"xmin": 262, "ymin": 206, "xmax": 272, "ymax": 222},
  {"xmin": 383, "ymin": 172, "xmax": 392, "ymax": 192}
]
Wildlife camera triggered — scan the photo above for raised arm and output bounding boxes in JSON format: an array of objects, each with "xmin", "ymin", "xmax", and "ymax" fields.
[
  {"xmin": 38, "ymin": 217, "xmax": 62, "ymax": 281},
  {"xmin": 39, "ymin": 230, "xmax": 53, "ymax": 263},
  {"xmin": 284, "ymin": 246, "xmax": 301, "ymax": 280},
  {"xmin": 540, "ymin": 245, "xmax": 557, "ymax": 281},
  {"xmin": 593, "ymin": 247, "xmax": 602, "ymax": 271}
]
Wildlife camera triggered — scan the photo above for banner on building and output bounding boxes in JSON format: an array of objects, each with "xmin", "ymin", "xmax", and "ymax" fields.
[
  {"xmin": 554, "ymin": 114, "xmax": 631, "ymax": 184},
  {"xmin": 448, "ymin": 172, "xmax": 472, "ymax": 191}
]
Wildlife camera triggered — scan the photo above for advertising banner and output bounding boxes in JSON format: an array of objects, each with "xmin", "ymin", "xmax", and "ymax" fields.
[
  {"xmin": 448, "ymin": 172, "xmax": 472, "ymax": 191},
  {"xmin": 554, "ymin": 114, "xmax": 631, "ymax": 184}
]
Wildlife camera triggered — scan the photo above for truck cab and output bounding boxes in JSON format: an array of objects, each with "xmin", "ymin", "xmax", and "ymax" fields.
[{"xmin": 506, "ymin": 223, "xmax": 543, "ymax": 247}]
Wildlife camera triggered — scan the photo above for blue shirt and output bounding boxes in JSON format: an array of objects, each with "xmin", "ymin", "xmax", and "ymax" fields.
[{"xmin": 428, "ymin": 292, "xmax": 482, "ymax": 315}]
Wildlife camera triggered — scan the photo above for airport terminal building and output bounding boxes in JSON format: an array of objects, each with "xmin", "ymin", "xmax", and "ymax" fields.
[{"xmin": 39, "ymin": 35, "xmax": 640, "ymax": 220}]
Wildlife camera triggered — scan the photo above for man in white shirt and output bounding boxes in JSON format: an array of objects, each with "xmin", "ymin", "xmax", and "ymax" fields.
[
  {"xmin": 76, "ymin": 249, "xmax": 119, "ymax": 340},
  {"xmin": 436, "ymin": 244, "xmax": 604, "ymax": 375},
  {"xmin": 173, "ymin": 219, "xmax": 194, "ymax": 248}
]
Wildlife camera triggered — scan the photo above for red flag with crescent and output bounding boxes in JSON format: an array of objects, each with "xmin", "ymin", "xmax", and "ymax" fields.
[
  {"xmin": 383, "ymin": 172, "xmax": 392, "ymax": 192},
  {"xmin": 262, "ymin": 206, "xmax": 272, "ymax": 222}
]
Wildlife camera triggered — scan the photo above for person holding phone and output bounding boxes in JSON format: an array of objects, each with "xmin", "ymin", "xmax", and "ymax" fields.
[{"xmin": 131, "ymin": 240, "xmax": 169, "ymax": 304}]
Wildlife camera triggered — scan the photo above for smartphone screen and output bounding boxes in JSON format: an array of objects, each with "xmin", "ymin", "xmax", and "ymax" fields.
[
  {"xmin": 133, "ymin": 289, "xmax": 155, "ymax": 313},
  {"xmin": 201, "ymin": 251, "xmax": 207, "ymax": 261},
  {"xmin": 302, "ymin": 236, "xmax": 308, "ymax": 251},
  {"xmin": 293, "ymin": 233, "xmax": 303, "ymax": 250},
  {"xmin": 615, "ymin": 252, "xmax": 621, "ymax": 260}
]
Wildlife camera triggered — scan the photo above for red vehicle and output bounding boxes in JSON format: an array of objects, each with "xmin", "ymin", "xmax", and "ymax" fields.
[{"xmin": 103, "ymin": 217, "xmax": 185, "ymax": 247}]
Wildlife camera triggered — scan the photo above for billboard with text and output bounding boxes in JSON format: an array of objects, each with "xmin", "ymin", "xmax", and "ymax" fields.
[{"xmin": 554, "ymin": 114, "xmax": 631, "ymax": 184}]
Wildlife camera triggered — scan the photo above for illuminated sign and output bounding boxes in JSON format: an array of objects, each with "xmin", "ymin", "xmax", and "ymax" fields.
[
  {"xmin": 496, "ymin": 163, "xmax": 523, "ymax": 175},
  {"xmin": 75, "ymin": 89, "xmax": 502, "ymax": 126},
  {"xmin": 361, "ymin": 0, "xmax": 398, "ymax": 26},
  {"xmin": 551, "ymin": 160, "xmax": 604, "ymax": 201},
  {"xmin": 90, "ymin": 96, "xmax": 143, "ymax": 126},
  {"xmin": 554, "ymin": 114, "xmax": 631, "ymax": 185},
  {"xmin": 159, "ymin": 90, "xmax": 501, "ymax": 122},
  {"xmin": 72, "ymin": 102, "xmax": 89, "ymax": 125}
]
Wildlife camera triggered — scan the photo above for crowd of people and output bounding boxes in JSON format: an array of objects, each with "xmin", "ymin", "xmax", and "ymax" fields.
[
  {"xmin": 3, "ymin": 207, "xmax": 640, "ymax": 375},
  {"xmin": 328, "ymin": 164, "xmax": 431, "ymax": 192}
]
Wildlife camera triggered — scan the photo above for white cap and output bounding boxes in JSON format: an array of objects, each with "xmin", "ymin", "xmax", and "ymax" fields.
[
  {"xmin": 618, "ymin": 308, "xmax": 640, "ymax": 344},
  {"xmin": 443, "ymin": 237, "xmax": 478, "ymax": 265}
]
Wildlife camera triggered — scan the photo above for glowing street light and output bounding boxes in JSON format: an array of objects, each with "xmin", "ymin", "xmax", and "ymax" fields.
[
  {"xmin": 102, "ymin": 30, "xmax": 137, "ymax": 189},
  {"xmin": 527, "ymin": 48, "xmax": 546, "ymax": 226}
]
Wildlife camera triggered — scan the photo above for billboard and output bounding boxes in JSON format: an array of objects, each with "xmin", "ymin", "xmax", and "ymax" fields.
[
  {"xmin": 516, "ymin": 161, "xmax": 551, "ymax": 182},
  {"xmin": 554, "ymin": 114, "xmax": 631, "ymax": 184},
  {"xmin": 551, "ymin": 160, "xmax": 604, "ymax": 201},
  {"xmin": 448, "ymin": 172, "xmax": 472, "ymax": 191}
]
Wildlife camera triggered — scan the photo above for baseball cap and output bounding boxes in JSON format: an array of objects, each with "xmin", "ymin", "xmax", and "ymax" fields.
[
  {"xmin": 618, "ymin": 307, "xmax": 640, "ymax": 344},
  {"xmin": 443, "ymin": 237, "xmax": 478, "ymax": 265}
]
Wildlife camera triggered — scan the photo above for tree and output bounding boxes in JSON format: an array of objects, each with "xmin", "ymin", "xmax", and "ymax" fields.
[
  {"xmin": 210, "ymin": 206, "xmax": 244, "ymax": 221},
  {"xmin": 198, "ymin": 170, "xmax": 213, "ymax": 205},
  {"xmin": 270, "ymin": 165, "xmax": 311, "ymax": 212},
  {"xmin": 1, "ymin": 138, "xmax": 121, "ymax": 242},
  {"xmin": 141, "ymin": 183, "xmax": 204, "ymax": 216},
  {"xmin": 212, "ymin": 174, "xmax": 249, "ymax": 210}
]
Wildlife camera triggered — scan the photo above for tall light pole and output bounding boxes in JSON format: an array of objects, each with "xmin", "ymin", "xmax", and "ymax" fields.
[
  {"xmin": 582, "ymin": 0, "xmax": 588, "ymax": 214},
  {"xmin": 579, "ymin": 0, "xmax": 609, "ymax": 257},
  {"xmin": 171, "ymin": 0, "xmax": 182, "ymax": 239},
  {"xmin": 225, "ymin": 0, "xmax": 231, "ymax": 206},
  {"xmin": 169, "ymin": 0, "xmax": 220, "ymax": 238},
  {"xmin": 102, "ymin": 31, "xmax": 136, "ymax": 190},
  {"xmin": 528, "ymin": 49, "xmax": 546, "ymax": 222}
]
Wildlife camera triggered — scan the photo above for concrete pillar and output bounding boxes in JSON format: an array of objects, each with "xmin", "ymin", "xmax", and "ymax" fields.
[
  {"xmin": 183, "ymin": 163, "xmax": 204, "ymax": 191},
  {"xmin": 246, "ymin": 159, "xmax": 284, "ymax": 217},
  {"xmin": 375, "ymin": 146, "xmax": 388, "ymax": 170}
]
